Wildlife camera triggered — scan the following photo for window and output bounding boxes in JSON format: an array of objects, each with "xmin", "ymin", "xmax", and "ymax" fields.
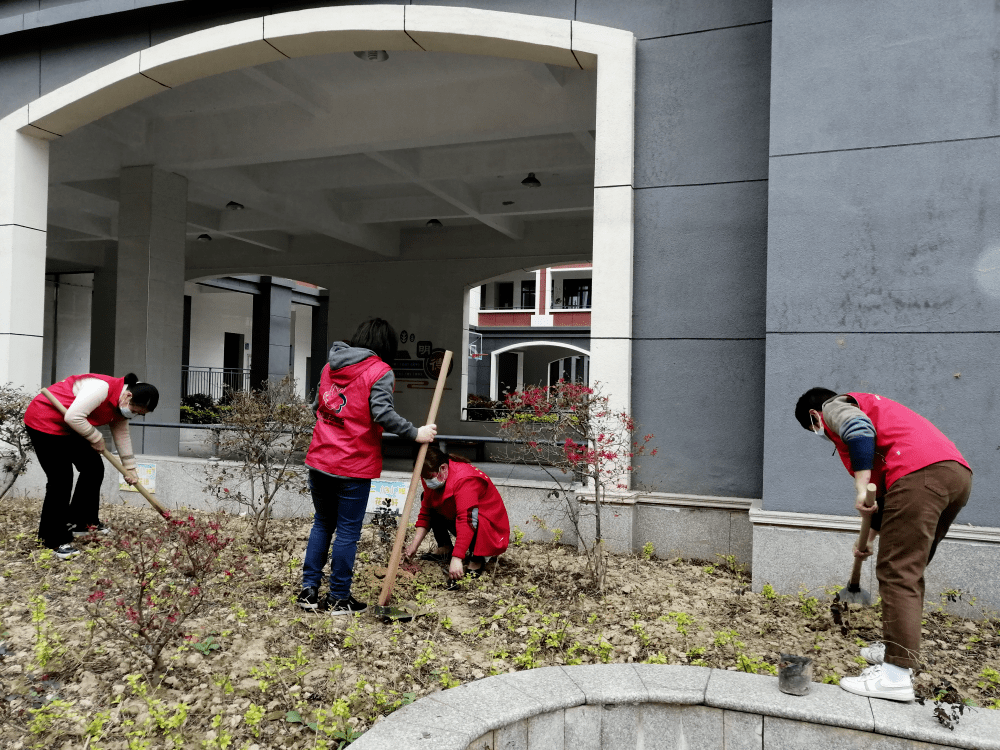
[
  {"xmin": 496, "ymin": 282, "xmax": 514, "ymax": 309},
  {"xmin": 562, "ymin": 278, "xmax": 591, "ymax": 309},
  {"xmin": 520, "ymin": 280, "xmax": 536, "ymax": 309}
]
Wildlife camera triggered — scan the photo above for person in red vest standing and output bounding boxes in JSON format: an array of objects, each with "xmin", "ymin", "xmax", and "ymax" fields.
[
  {"xmin": 404, "ymin": 444, "xmax": 510, "ymax": 588},
  {"xmin": 795, "ymin": 388, "xmax": 972, "ymax": 702},
  {"xmin": 23, "ymin": 372, "xmax": 159, "ymax": 559},
  {"xmin": 298, "ymin": 318, "xmax": 436, "ymax": 615}
]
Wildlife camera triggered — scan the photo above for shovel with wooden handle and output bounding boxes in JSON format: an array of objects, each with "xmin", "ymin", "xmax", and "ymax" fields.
[
  {"xmin": 835, "ymin": 483, "xmax": 878, "ymax": 605},
  {"xmin": 41, "ymin": 387, "xmax": 170, "ymax": 519},
  {"xmin": 371, "ymin": 350, "xmax": 452, "ymax": 623}
]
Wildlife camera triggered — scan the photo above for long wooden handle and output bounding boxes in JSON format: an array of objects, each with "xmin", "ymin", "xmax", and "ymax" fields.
[
  {"xmin": 847, "ymin": 483, "xmax": 878, "ymax": 588},
  {"xmin": 378, "ymin": 351, "xmax": 452, "ymax": 607},
  {"xmin": 40, "ymin": 388, "xmax": 170, "ymax": 519}
]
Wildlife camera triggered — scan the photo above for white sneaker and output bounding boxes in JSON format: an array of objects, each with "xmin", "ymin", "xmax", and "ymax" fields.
[
  {"xmin": 53, "ymin": 544, "xmax": 81, "ymax": 560},
  {"xmin": 840, "ymin": 664, "xmax": 914, "ymax": 702},
  {"xmin": 860, "ymin": 641, "xmax": 885, "ymax": 665}
]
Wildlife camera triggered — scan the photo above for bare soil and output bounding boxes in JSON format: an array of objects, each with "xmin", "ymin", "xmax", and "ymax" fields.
[{"xmin": 1, "ymin": 496, "xmax": 998, "ymax": 749}]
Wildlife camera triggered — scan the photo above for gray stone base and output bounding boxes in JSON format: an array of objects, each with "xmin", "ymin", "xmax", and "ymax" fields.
[
  {"xmin": 11, "ymin": 456, "xmax": 1000, "ymax": 612},
  {"xmin": 750, "ymin": 500, "xmax": 1000, "ymax": 618}
]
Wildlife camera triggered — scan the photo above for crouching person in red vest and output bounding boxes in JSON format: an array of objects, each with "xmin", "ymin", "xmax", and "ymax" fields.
[
  {"xmin": 795, "ymin": 388, "xmax": 972, "ymax": 702},
  {"xmin": 298, "ymin": 318, "xmax": 436, "ymax": 615},
  {"xmin": 404, "ymin": 445, "xmax": 510, "ymax": 588},
  {"xmin": 23, "ymin": 372, "xmax": 159, "ymax": 559}
]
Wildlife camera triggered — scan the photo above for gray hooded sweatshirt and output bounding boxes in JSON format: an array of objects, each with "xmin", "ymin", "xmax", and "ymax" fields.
[{"xmin": 313, "ymin": 341, "xmax": 418, "ymax": 441}]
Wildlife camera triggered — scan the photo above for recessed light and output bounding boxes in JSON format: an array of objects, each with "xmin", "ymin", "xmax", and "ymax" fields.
[
  {"xmin": 197, "ymin": 234, "xmax": 212, "ymax": 242},
  {"xmin": 226, "ymin": 201, "xmax": 244, "ymax": 211},
  {"xmin": 354, "ymin": 50, "xmax": 389, "ymax": 62},
  {"xmin": 426, "ymin": 219, "xmax": 443, "ymax": 228}
]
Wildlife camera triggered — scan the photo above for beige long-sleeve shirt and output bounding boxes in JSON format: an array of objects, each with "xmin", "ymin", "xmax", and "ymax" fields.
[{"xmin": 65, "ymin": 377, "xmax": 138, "ymax": 471}]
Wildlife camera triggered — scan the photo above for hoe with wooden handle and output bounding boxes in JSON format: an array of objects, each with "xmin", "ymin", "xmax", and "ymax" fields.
[
  {"xmin": 372, "ymin": 350, "xmax": 452, "ymax": 623},
  {"xmin": 835, "ymin": 483, "xmax": 878, "ymax": 606},
  {"xmin": 41, "ymin": 387, "xmax": 170, "ymax": 519}
]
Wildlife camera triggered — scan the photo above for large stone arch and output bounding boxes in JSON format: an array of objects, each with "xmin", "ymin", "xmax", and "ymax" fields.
[{"xmin": 0, "ymin": 4, "xmax": 635, "ymax": 422}]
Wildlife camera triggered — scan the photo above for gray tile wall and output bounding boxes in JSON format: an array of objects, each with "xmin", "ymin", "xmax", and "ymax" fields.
[{"xmin": 765, "ymin": 3, "xmax": 1000, "ymax": 527}]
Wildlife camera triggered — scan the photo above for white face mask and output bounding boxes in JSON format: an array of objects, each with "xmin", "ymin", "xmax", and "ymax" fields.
[
  {"xmin": 424, "ymin": 477, "xmax": 444, "ymax": 490},
  {"xmin": 812, "ymin": 422, "xmax": 831, "ymax": 442},
  {"xmin": 120, "ymin": 404, "xmax": 136, "ymax": 419}
]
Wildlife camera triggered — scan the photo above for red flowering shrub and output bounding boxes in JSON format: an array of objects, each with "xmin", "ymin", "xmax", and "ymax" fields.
[
  {"xmin": 86, "ymin": 512, "xmax": 248, "ymax": 673},
  {"xmin": 497, "ymin": 381, "xmax": 656, "ymax": 590}
]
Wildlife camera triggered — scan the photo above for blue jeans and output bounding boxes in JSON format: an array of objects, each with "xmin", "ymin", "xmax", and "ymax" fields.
[{"xmin": 301, "ymin": 470, "xmax": 371, "ymax": 599}]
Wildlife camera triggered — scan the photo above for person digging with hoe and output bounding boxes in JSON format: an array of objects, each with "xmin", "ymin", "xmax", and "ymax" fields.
[
  {"xmin": 297, "ymin": 318, "xmax": 437, "ymax": 615},
  {"xmin": 23, "ymin": 372, "xmax": 159, "ymax": 559},
  {"xmin": 794, "ymin": 388, "xmax": 972, "ymax": 702},
  {"xmin": 404, "ymin": 444, "xmax": 510, "ymax": 589}
]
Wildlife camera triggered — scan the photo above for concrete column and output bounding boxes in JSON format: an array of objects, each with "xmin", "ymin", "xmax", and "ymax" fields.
[
  {"xmin": 250, "ymin": 276, "xmax": 293, "ymax": 390},
  {"xmin": 309, "ymin": 291, "xmax": 329, "ymax": 398},
  {"xmin": 90, "ymin": 244, "xmax": 118, "ymax": 375},
  {"xmin": 114, "ymin": 166, "xmax": 187, "ymax": 456},
  {"xmin": 0, "ymin": 117, "xmax": 50, "ymax": 389}
]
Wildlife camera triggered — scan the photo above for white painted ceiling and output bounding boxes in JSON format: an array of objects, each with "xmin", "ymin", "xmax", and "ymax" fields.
[{"xmin": 46, "ymin": 48, "xmax": 597, "ymax": 269}]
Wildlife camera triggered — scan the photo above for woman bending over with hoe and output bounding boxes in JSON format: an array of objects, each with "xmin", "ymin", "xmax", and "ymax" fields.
[
  {"xmin": 404, "ymin": 444, "xmax": 510, "ymax": 588},
  {"xmin": 23, "ymin": 372, "xmax": 159, "ymax": 559}
]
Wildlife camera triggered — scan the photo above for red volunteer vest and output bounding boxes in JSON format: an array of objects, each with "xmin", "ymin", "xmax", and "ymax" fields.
[
  {"xmin": 417, "ymin": 461, "xmax": 510, "ymax": 558},
  {"xmin": 23, "ymin": 374, "xmax": 126, "ymax": 435},
  {"xmin": 827, "ymin": 393, "xmax": 970, "ymax": 493},
  {"xmin": 305, "ymin": 356, "xmax": 392, "ymax": 479}
]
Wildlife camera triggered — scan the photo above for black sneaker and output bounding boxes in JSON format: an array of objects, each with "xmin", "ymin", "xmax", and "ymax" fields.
[
  {"xmin": 319, "ymin": 594, "xmax": 367, "ymax": 615},
  {"xmin": 54, "ymin": 544, "xmax": 81, "ymax": 560},
  {"xmin": 71, "ymin": 521, "xmax": 110, "ymax": 537},
  {"xmin": 297, "ymin": 587, "xmax": 320, "ymax": 611}
]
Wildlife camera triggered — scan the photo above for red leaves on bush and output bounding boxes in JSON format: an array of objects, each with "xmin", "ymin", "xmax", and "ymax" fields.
[{"xmin": 86, "ymin": 512, "xmax": 248, "ymax": 671}]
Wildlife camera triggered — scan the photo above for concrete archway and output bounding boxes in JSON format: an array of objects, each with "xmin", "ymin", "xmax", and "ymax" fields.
[{"xmin": 0, "ymin": 5, "xmax": 635, "ymax": 427}]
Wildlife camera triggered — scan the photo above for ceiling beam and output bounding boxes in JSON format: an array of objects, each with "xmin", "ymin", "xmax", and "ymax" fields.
[
  {"xmin": 342, "ymin": 184, "xmax": 593, "ymax": 224},
  {"xmin": 365, "ymin": 151, "xmax": 523, "ymax": 240},
  {"xmin": 186, "ymin": 203, "xmax": 291, "ymax": 253},
  {"xmin": 241, "ymin": 66, "xmax": 331, "ymax": 118},
  {"xmin": 191, "ymin": 168, "xmax": 400, "ymax": 256}
]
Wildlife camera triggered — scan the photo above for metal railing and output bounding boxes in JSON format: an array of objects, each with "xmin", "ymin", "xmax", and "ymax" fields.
[{"xmin": 181, "ymin": 366, "xmax": 250, "ymax": 400}]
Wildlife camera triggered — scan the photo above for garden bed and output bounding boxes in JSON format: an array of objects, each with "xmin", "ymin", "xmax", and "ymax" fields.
[{"xmin": 0, "ymin": 496, "xmax": 997, "ymax": 749}]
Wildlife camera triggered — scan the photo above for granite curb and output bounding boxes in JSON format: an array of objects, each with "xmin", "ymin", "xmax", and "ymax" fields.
[{"xmin": 349, "ymin": 664, "xmax": 1000, "ymax": 749}]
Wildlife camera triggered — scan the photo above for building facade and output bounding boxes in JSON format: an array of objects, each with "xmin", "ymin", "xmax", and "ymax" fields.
[{"xmin": 2, "ymin": 1, "xmax": 998, "ymax": 600}]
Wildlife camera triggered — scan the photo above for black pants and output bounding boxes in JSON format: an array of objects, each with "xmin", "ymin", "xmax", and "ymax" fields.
[
  {"xmin": 428, "ymin": 509, "xmax": 484, "ymax": 564},
  {"xmin": 26, "ymin": 426, "xmax": 104, "ymax": 549}
]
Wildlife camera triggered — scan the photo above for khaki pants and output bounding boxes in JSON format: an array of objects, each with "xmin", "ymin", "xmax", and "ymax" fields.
[{"xmin": 878, "ymin": 461, "xmax": 972, "ymax": 669}]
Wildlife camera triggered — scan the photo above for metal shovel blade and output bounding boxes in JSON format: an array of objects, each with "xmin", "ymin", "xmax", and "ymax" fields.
[
  {"xmin": 835, "ymin": 583, "xmax": 871, "ymax": 606},
  {"xmin": 371, "ymin": 605, "xmax": 413, "ymax": 623}
]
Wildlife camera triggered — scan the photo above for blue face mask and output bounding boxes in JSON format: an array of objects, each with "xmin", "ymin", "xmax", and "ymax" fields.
[{"xmin": 425, "ymin": 477, "xmax": 444, "ymax": 490}]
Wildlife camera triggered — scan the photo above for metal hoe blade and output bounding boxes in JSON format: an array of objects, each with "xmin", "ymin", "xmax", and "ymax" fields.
[{"xmin": 835, "ymin": 583, "xmax": 871, "ymax": 606}]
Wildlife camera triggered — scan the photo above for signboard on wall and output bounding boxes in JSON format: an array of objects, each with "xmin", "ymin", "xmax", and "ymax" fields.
[
  {"xmin": 119, "ymin": 462, "xmax": 156, "ymax": 493},
  {"xmin": 366, "ymin": 478, "xmax": 408, "ymax": 516}
]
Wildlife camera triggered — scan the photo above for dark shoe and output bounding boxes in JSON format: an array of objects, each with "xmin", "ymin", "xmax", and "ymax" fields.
[
  {"xmin": 54, "ymin": 544, "xmax": 81, "ymax": 560},
  {"xmin": 296, "ymin": 587, "xmax": 320, "ymax": 611},
  {"xmin": 71, "ymin": 521, "xmax": 110, "ymax": 537},
  {"xmin": 419, "ymin": 549, "xmax": 453, "ymax": 563},
  {"xmin": 319, "ymin": 594, "xmax": 368, "ymax": 615}
]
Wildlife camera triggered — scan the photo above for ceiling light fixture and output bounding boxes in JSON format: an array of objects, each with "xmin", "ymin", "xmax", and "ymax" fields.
[
  {"xmin": 354, "ymin": 50, "xmax": 389, "ymax": 62},
  {"xmin": 426, "ymin": 219, "xmax": 443, "ymax": 228},
  {"xmin": 226, "ymin": 201, "xmax": 244, "ymax": 211},
  {"xmin": 502, "ymin": 201, "xmax": 515, "ymax": 206},
  {"xmin": 521, "ymin": 172, "xmax": 541, "ymax": 188},
  {"xmin": 197, "ymin": 234, "xmax": 212, "ymax": 242}
]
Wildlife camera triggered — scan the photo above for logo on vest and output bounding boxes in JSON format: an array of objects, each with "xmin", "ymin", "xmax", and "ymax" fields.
[{"xmin": 321, "ymin": 384, "xmax": 347, "ymax": 426}]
